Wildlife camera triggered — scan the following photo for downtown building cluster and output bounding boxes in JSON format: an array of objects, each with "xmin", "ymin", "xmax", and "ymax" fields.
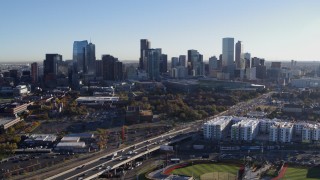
[
  {"xmin": 0, "ymin": 37, "xmax": 304, "ymax": 95},
  {"xmin": 203, "ymin": 116, "xmax": 320, "ymax": 143},
  {"xmin": 43, "ymin": 40, "xmax": 124, "ymax": 89}
]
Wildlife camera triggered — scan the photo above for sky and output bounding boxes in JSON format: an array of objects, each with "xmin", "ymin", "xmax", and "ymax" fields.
[{"xmin": 1, "ymin": 0, "xmax": 320, "ymax": 62}]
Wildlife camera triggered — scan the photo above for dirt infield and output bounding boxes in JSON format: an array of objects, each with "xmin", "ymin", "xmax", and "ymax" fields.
[{"xmin": 200, "ymin": 172, "xmax": 236, "ymax": 180}]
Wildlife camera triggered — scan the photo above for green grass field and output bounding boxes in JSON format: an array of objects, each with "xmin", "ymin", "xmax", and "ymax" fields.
[
  {"xmin": 282, "ymin": 167, "xmax": 320, "ymax": 180},
  {"xmin": 171, "ymin": 163, "xmax": 239, "ymax": 180}
]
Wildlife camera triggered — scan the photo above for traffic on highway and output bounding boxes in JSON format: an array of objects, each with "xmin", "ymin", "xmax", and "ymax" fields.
[{"xmin": 46, "ymin": 127, "xmax": 194, "ymax": 180}]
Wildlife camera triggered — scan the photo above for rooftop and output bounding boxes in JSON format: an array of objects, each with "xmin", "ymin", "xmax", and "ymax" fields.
[
  {"xmin": 0, "ymin": 117, "xmax": 19, "ymax": 126},
  {"xmin": 205, "ymin": 116, "xmax": 233, "ymax": 125},
  {"xmin": 61, "ymin": 136, "xmax": 80, "ymax": 142},
  {"xmin": 56, "ymin": 142, "xmax": 86, "ymax": 147},
  {"xmin": 76, "ymin": 96, "xmax": 119, "ymax": 102}
]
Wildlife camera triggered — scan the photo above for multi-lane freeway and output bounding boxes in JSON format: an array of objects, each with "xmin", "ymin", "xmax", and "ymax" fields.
[
  {"xmin": 43, "ymin": 92, "xmax": 273, "ymax": 180},
  {"xmin": 46, "ymin": 127, "xmax": 194, "ymax": 180}
]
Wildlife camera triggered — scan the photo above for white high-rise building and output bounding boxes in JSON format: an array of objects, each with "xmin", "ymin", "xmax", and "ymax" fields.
[
  {"xmin": 312, "ymin": 126, "xmax": 320, "ymax": 141},
  {"xmin": 269, "ymin": 125, "xmax": 279, "ymax": 142},
  {"xmin": 279, "ymin": 122, "xmax": 294, "ymax": 143},
  {"xmin": 260, "ymin": 119, "xmax": 277, "ymax": 134},
  {"xmin": 269, "ymin": 122, "xmax": 293, "ymax": 143},
  {"xmin": 203, "ymin": 116, "xmax": 233, "ymax": 140},
  {"xmin": 231, "ymin": 118, "xmax": 259, "ymax": 141},
  {"xmin": 302, "ymin": 125, "xmax": 313, "ymax": 142}
]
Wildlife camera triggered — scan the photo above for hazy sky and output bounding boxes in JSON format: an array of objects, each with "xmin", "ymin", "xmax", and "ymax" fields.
[{"xmin": 1, "ymin": 0, "xmax": 320, "ymax": 62}]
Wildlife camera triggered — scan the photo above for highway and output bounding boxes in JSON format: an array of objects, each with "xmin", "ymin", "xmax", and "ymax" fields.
[
  {"xmin": 46, "ymin": 127, "xmax": 194, "ymax": 180},
  {"xmin": 45, "ymin": 92, "xmax": 273, "ymax": 180}
]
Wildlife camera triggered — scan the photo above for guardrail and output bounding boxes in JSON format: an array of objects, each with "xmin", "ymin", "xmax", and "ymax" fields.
[
  {"xmin": 48, "ymin": 127, "xmax": 191, "ymax": 180},
  {"xmin": 84, "ymin": 131, "xmax": 194, "ymax": 180}
]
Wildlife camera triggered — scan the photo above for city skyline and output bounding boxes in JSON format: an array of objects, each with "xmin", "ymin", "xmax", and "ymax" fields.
[{"xmin": 1, "ymin": 0, "xmax": 320, "ymax": 62}]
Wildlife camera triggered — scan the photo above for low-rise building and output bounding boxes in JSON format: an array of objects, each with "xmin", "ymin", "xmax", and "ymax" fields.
[
  {"xmin": 0, "ymin": 102, "xmax": 33, "ymax": 116},
  {"xmin": 23, "ymin": 134, "xmax": 57, "ymax": 147},
  {"xmin": 55, "ymin": 142, "xmax": 89, "ymax": 153},
  {"xmin": 0, "ymin": 117, "xmax": 22, "ymax": 132},
  {"xmin": 282, "ymin": 104, "xmax": 303, "ymax": 113},
  {"xmin": 60, "ymin": 136, "xmax": 80, "ymax": 142},
  {"xmin": 13, "ymin": 85, "xmax": 29, "ymax": 96},
  {"xmin": 76, "ymin": 96, "xmax": 119, "ymax": 105}
]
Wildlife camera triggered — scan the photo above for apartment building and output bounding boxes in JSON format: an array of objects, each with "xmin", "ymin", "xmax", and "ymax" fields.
[
  {"xmin": 269, "ymin": 122, "xmax": 293, "ymax": 143},
  {"xmin": 231, "ymin": 118, "xmax": 259, "ymax": 141},
  {"xmin": 203, "ymin": 116, "xmax": 233, "ymax": 140}
]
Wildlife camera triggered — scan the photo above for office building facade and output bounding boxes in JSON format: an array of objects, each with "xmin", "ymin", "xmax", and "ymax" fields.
[
  {"xmin": 73, "ymin": 40, "xmax": 88, "ymax": 73},
  {"xmin": 139, "ymin": 39, "xmax": 150, "ymax": 70},
  {"xmin": 146, "ymin": 48, "xmax": 161, "ymax": 80}
]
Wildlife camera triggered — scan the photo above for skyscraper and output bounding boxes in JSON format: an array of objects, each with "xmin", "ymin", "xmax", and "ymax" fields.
[
  {"xmin": 146, "ymin": 48, "xmax": 161, "ymax": 80},
  {"xmin": 179, "ymin": 55, "xmax": 187, "ymax": 67},
  {"xmin": 171, "ymin": 57, "xmax": 179, "ymax": 68},
  {"xmin": 222, "ymin": 38, "xmax": 234, "ymax": 67},
  {"xmin": 84, "ymin": 42, "xmax": 96, "ymax": 75},
  {"xmin": 209, "ymin": 56, "xmax": 218, "ymax": 70},
  {"xmin": 160, "ymin": 54, "xmax": 168, "ymax": 74},
  {"xmin": 102, "ymin": 55, "xmax": 123, "ymax": 81},
  {"xmin": 95, "ymin": 60, "xmax": 103, "ymax": 77},
  {"xmin": 235, "ymin": 41, "xmax": 244, "ymax": 69},
  {"xmin": 188, "ymin": 49, "xmax": 204, "ymax": 76},
  {"xmin": 73, "ymin": 40, "xmax": 88, "ymax": 73},
  {"xmin": 43, "ymin": 54, "xmax": 62, "ymax": 88},
  {"xmin": 31, "ymin": 62, "xmax": 38, "ymax": 84},
  {"xmin": 139, "ymin": 39, "xmax": 150, "ymax": 70},
  {"xmin": 44, "ymin": 54, "xmax": 62, "ymax": 77},
  {"xmin": 244, "ymin": 52, "xmax": 251, "ymax": 68}
]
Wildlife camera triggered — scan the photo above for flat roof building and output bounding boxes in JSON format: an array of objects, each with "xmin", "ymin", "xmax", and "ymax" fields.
[
  {"xmin": 231, "ymin": 118, "xmax": 259, "ymax": 141},
  {"xmin": 0, "ymin": 117, "xmax": 22, "ymax": 131},
  {"xmin": 76, "ymin": 96, "xmax": 119, "ymax": 105},
  {"xmin": 203, "ymin": 116, "xmax": 233, "ymax": 140},
  {"xmin": 269, "ymin": 122, "xmax": 293, "ymax": 143},
  {"xmin": 61, "ymin": 136, "xmax": 80, "ymax": 142}
]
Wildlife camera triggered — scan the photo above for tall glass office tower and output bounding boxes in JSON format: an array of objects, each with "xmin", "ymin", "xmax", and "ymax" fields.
[
  {"xmin": 85, "ymin": 42, "xmax": 96, "ymax": 75},
  {"xmin": 140, "ymin": 39, "xmax": 150, "ymax": 70},
  {"xmin": 147, "ymin": 48, "xmax": 161, "ymax": 80},
  {"xmin": 222, "ymin": 37, "xmax": 234, "ymax": 67},
  {"xmin": 73, "ymin": 40, "xmax": 88, "ymax": 73}
]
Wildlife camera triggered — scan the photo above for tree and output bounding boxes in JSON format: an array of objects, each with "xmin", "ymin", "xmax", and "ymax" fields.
[
  {"xmin": 7, "ymin": 127, "xmax": 15, "ymax": 135},
  {"xmin": 96, "ymin": 128, "xmax": 108, "ymax": 150},
  {"xmin": 12, "ymin": 136, "xmax": 21, "ymax": 144}
]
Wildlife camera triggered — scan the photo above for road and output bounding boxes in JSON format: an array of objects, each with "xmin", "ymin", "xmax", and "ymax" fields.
[{"xmin": 46, "ymin": 127, "xmax": 194, "ymax": 180}]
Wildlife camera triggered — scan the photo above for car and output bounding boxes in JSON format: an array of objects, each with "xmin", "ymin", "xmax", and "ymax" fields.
[
  {"xmin": 106, "ymin": 166, "xmax": 111, "ymax": 170},
  {"xmin": 77, "ymin": 165, "xmax": 85, "ymax": 169},
  {"xmin": 127, "ymin": 151, "xmax": 133, "ymax": 155}
]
